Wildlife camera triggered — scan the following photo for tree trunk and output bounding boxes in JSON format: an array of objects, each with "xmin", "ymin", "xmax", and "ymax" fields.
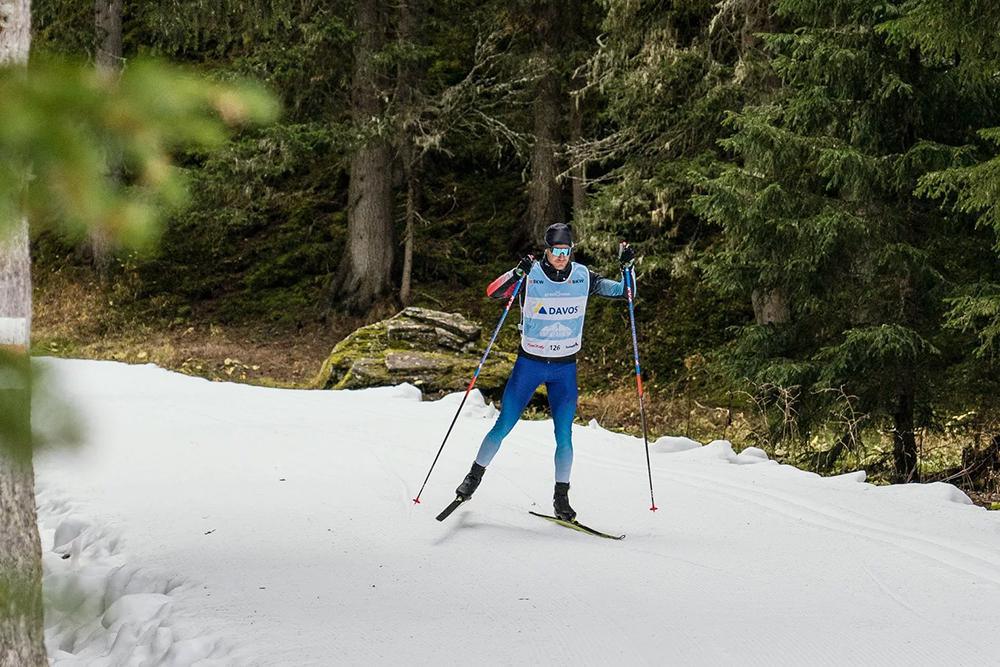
[
  {"xmin": 751, "ymin": 287, "xmax": 790, "ymax": 325},
  {"xmin": 0, "ymin": 1, "xmax": 46, "ymax": 663},
  {"xmin": 400, "ymin": 165, "xmax": 415, "ymax": 306},
  {"xmin": 397, "ymin": 0, "xmax": 419, "ymax": 307},
  {"xmin": 892, "ymin": 381, "xmax": 918, "ymax": 483},
  {"xmin": 568, "ymin": 80, "xmax": 586, "ymax": 219},
  {"xmin": 329, "ymin": 0, "xmax": 394, "ymax": 314},
  {"xmin": 94, "ymin": 0, "xmax": 121, "ymax": 71},
  {"xmin": 0, "ymin": 344, "xmax": 42, "ymax": 667},
  {"xmin": 892, "ymin": 268, "xmax": 920, "ymax": 483},
  {"xmin": 526, "ymin": 1, "xmax": 565, "ymax": 246},
  {"xmin": 91, "ymin": 0, "xmax": 123, "ymax": 279},
  {"xmin": 0, "ymin": 0, "xmax": 30, "ymax": 64}
]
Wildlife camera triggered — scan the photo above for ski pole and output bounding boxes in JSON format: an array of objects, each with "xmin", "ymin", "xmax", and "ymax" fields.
[
  {"xmin": 413, "ymin": 273, "xmax": 527, "ymax": 504},
  {"xmin": 623, "ymin": 259, "xmax": 657, "ymax": 512}
]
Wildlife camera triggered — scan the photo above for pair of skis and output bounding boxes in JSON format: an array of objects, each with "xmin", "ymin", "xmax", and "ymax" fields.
[{"xmin": 435, "ymin": 496, "xmax": 625, "ymax": 540}]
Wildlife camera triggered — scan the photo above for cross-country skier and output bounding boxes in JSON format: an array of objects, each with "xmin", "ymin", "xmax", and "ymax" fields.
[{"xmin": 453, "ymin": 223, "xmax": 636, "ymax": 521}]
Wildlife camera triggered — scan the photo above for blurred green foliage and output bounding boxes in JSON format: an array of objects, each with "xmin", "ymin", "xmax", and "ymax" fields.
[
  {"xmin": 0, "ymin": 56, "xmax": 278, "ymax": 249},
  {"xmin": 0, "ymin": 352, "xmax": 81, "ymax": 463}
]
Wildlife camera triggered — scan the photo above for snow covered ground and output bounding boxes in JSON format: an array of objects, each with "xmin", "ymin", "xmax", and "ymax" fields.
[{"xmin": 33, "ymin": 358, "xmax": 1000, "ymax": 665}]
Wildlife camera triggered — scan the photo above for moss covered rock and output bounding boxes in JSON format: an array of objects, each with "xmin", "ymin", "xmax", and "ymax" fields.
[{"xmin": 315, "ymin": 307, "xmax": 515, "ymax": 395}]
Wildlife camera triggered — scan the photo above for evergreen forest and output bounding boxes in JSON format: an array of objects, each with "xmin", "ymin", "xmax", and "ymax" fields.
[{"xmin": 25, "ymin": 0, "xmax": 1000, "ymax": 498}]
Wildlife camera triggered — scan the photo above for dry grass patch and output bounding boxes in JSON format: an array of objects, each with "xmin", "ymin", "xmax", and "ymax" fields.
[{"xmin": 32, "ymin": 266, "xmax": 356, "ymax": 387}]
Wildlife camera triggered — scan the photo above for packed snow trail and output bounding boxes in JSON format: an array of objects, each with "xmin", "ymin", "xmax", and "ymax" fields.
[{"xmin": 33, "ymin": 359, "xmax": 1000, "ymax": 665}]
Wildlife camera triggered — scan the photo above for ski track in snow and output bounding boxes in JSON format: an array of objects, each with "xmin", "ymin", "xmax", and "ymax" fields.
[
  {"xmin": 33, "ymin": 358, "xmax": 1000, "ymax": 666},
  {"xmin": 576, "ymin": 446, "xmax": 1000, "ymax": 586},
  {"xmin": 666, "ymin": 466, "xmax": 1000, "ymax": 585},
  {"xmin": 861, "ymin": 562, "xmax": 924, "ymax": 620}
]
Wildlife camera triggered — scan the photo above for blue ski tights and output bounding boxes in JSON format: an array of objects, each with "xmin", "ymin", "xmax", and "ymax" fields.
[{"xmin": 474, "ymin": 355, "xmax": 578, "ymax": 483}]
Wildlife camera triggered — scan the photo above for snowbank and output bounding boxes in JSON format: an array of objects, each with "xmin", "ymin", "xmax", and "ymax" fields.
[
  {"xmin": 34, "ymin": 358, "xmax": 1000, "ymax": 665},
  {"xmin": 37, "ymin": 487, "xmax": 243, "ymax": 665}
]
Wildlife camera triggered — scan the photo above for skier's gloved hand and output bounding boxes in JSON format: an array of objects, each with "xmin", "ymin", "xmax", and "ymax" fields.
[
  {"xmin": 618, "ymin": 242, "xmax": 636, "ymax": 270},
  {"xmin": 514, "ymin": 255, "xmax": 534, "ymax": 277}
]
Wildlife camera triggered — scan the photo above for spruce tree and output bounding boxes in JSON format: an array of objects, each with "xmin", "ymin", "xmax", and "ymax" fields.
[
  {"xmin": 880, "ymin": 1, "xmax": 1000, "ymax": 360},
  {"xmin": 576, "ymin": 1, "xmax": 755, "ymax": 383},
  {"xmin": 693, "ymin": 0, "xmax": 997, "ymax": 480}
]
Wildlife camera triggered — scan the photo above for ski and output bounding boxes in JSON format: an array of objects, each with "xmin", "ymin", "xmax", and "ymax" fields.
[
  {"xmin": 436, "ymin": 497, "xmax": 466, "ymax": 521},
  {"xmin": 528, "ymin": 511, "xmax": 626, "ymax": 540}
]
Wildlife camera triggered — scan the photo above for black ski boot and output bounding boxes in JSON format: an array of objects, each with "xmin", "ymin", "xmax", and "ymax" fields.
[
  {"xmin": 553, "ymin": 482, "xmax": 576, "ymax": 522},
  {"xmin": 455, "ymin": 462, "xmax": 486, "ymax": 499}
]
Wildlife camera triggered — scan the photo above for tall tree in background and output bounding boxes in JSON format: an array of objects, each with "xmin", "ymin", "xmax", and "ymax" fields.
[
  {"xmin": 93, "ymin": 0, "xmax": 121, "ymax": 72},
  {"xmin": 881, "ymin": 0, "xmax": 1000, "ymax": 360},
  {"xmin": 879, "ymin": 0, "xmax": 1000, "ymax": 457},
  {"xmin": 394, "ymin": 0, "xmax": 544, "ymax": 295},
  {"xmin": 572, "ymin": 0, "xmax": 751, "ymax": 384},
  {"xmin": 579, "ymin": 0, "xmax": 745, "ymax": 253},
  {"xmin": 567, "ymin": 74, "xmax": 585, "ymax": 218},
  {"xmin": 694, "ymin": 0, "xmax": 997, "ymax": 480},
  {"xmin": 524, "ymin": 0, "xmax": 566, "ymax": 244},
  {"xmin": 396, "ymin": 0, "xmax": 420, "ymax": 306},
  {"xmin": 0, "ymin": 0, "xmax": 45, "ymax": 662},
  {"xmin": 329, "ymin": 0, "xmax": 395, "ymax": 313},
  {"xmin": 90, "ymin": 0, "xmax": 122, "ymax": 278},
  {"xmin": 564, "ymin": 2, "xmax": 602, "ymax": 222},
  {"xmin": 724, "ymin": 0, "xmax": 786, "ymax": 328}
]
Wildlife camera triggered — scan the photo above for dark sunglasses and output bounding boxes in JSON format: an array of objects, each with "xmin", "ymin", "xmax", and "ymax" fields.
[{"xmin": 548, "ymin": 246, "xmax": 572, "ymax": 257}]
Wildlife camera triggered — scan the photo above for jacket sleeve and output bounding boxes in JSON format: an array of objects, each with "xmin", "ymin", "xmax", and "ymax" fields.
[
  {"xmin": 588, "ymin": 267, "xmax": 634, "ymax": 300},
  {"xmin": 486, "ymin": 268, "xmax": 520, "ymax": 300}
]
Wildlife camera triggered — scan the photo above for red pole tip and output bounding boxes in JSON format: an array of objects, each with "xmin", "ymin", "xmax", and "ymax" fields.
[
  {"xmin": 650, "ymin": 505, "xmax": 658, "ymax": 512},
  {"xmin": 413, "ymin": 498, "xmax": 421, "ymax": 504}
]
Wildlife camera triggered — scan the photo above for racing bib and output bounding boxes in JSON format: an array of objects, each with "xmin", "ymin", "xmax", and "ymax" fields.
[{"xmin": 520, "ymin": 262, "xmax": 590, "ymax": 358}]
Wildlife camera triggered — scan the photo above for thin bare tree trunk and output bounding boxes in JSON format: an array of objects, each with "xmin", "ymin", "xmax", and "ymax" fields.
[
  {"xmin": 892, "ymin": 380, "xmax": 918, "ymax": 483},
  {"xmin": 397, "ymin": 0, "xmax": 418, "ymax": 307},
  {"xmin": 892, "ymin": 271, "xmax": 919, "ymax": 483},
  {"xmin": 526, "ymin": 1, "xmax": 565, "ymax": 245},
  {"xmin": 568, "ymin": 80, "xmax": 586, "ymax": 218},
  {"xmin": 329, "ymin": 0, "xmax": 394, "ymax": 314},
  {"xmin": 0, "ymin": 7, "xmax": 44, "ymax": 661},
  {"xmin": 90, "ymin": 0, "xmax": 123, "ymax": 280},
  {"xmin": 400, "ymin": 166, "xmax": 415, "ymax": 306}
]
